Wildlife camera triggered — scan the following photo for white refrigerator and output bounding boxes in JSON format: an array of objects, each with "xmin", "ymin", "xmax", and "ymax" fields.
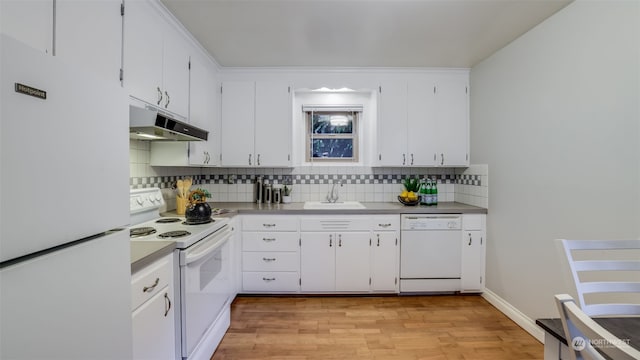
[{"xmin": 0, "ymin": 34, "xmax": 133, "ymax": 359}]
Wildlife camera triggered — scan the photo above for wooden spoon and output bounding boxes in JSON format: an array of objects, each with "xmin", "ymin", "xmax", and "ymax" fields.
[
  {"xmin": 177, "ymin": 179, "xmax": 184, "ymax": 198},
  {"xmin": 184, "ymin": 178, "xmax": 192, "ymax": 195}
]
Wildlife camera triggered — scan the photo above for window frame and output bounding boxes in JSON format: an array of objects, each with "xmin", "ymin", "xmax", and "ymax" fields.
[{"xmin": 305, "ymin": 109, "xmax": 360, "ymax": 162}]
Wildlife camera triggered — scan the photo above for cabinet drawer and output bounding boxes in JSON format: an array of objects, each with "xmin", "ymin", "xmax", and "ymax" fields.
[
  {"xmin": 243, "ymin": 232, "xmax": 299, "ymax": 251},
  {"xmin": 463, "ymin": 215, "xmax": 485, "ymax": 230},
  {"xmin": 371, "ymin": 215, "xmax": 400, "ymax": 231},
  {"xmin": 243, "ymin": 216, "xmax": 298, "ymax": 231},
  {"xmin": 242, "ymin": 271, "xmax": 299, "ymax": 292},
  {"xmin": 131, "ymin": 254, "xmax": 172, "ymax": 311},
  {"xmin": 242, "ymin": 251, "xmax": 299, "ymax": 271}
]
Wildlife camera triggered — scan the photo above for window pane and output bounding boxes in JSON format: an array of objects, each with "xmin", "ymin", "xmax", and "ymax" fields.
[
  {"xmin": 311, "ymin": 139, "xmax": 353, "ymax": 158},
  {"xmin": 311, "ymin": 113, "xmax": 353, "ymax": 134}
]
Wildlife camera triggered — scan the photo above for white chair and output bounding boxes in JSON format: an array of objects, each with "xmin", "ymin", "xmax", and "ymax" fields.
[
  {"xmin": 558, "ymin": 239, "xmax": 640, "ymax": 317},
  {"xmin": 555, "ymin": 294, "xmax": 640, "ymax": 360}
]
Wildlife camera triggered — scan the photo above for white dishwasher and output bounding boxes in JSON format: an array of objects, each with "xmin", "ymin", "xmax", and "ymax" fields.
[{"xmin": 400, "ymin": 214, "xmax": 462, "ymax": 293}]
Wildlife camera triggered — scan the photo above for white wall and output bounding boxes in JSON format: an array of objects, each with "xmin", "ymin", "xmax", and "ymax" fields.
[{"xmin": 471, "ymin": 0, "xmax": 639, "ymax": 322}]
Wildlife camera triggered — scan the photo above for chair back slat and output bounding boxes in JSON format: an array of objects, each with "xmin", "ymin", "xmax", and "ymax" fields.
[
  {"xmin": 555, "ymin": 294, "xmax": 640, "ymax": 360},
  {"xmin": 559, "ymin": 239, "xmax": 640, "ymax": 317}
]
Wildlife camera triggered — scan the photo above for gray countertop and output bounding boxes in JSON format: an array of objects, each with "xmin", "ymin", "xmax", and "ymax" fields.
[
  {"xmin": 135, "ymin": 201, "xmax": 486, "ymax": 271},
  {"xmin": 130, "ymin": 241, "xmax": 175, "ymax": 274},
  {"xmin": 208, "ymin": 201, "xmax": 487, "ymax": 215}
]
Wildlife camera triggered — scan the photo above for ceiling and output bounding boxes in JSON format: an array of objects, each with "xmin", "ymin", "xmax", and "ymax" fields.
[{"xmin": 160, "ymin": 0, "xmax": 572, "ymax": 68}]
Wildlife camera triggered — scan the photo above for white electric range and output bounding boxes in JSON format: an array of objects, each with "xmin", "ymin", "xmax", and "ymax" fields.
[{"xmin": 129, "ymin": 188, "xmax": 233, "ymax": 360}]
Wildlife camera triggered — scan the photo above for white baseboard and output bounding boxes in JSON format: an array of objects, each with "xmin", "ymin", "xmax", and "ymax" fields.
[{"xmin": 481, "ymin": 288, "xmax": 546, "ymax": 343}]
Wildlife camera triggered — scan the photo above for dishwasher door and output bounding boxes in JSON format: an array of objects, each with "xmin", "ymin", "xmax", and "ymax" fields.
[{"xmin": 400, "ymin": 215, "xmax": 462, "ymax": 293}]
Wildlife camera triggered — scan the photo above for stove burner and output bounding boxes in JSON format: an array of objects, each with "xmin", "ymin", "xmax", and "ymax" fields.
[
  {"xmin": 183, "ymin": 218, "xmax": 213, "ymax": 225},
  {"xmin": 130, "ymin": 227, "xmax": 157, "ymax": 238},
  {"xmin": 156, "ymin": 218, "xmax": 181, "ymax": 224},
  {"xmin": 158, "ymin": 230, "xmax": 191, "ymax": 239}
]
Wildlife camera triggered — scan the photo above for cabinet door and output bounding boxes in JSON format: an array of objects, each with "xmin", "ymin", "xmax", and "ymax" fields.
[
  {"xmin": 407, "ymin": 79, "xmax": 438, "ymax": 166},
  {"xmin": 335, "ymin": 232, "xmax": 370, "ymax": 291},
  {"xmin": 123, "ymin": 0, "xmax": 164, "ymax": 106},
  {"xmin": 300, "ymin": 232, "xmax": 335, "ymax": 291},
  {"xmin": 56, "ymin": 0, "xmax": 122, "ymax": 84},
  {"xmin": 371, "ymin": 231, "xmax": 398, "ymax": 292},
  {"xmin": 376, "ymin": 81, "xmax": 407, "ymax": 166},
  {"xmin": 132, "ymin": 287, "xmax": 176, "ymax": 360},
  {"xmin": 160, "ymin": 22, "xmax": 190, "ymax": 117},
  {"xmin": 188, "ymin": 52, "xmax": 219, "ymax": 166},
  {"xmin": 435, "ymin": 75, "xmax": 469, "ymax": 166},
  {"xmin": 0, "ymin": 0, "xmax": 53, "ymax": 55},
  {"xmin": 255, "ymin": 82, "xmax": 291, "ymax": 167},
  {"xmin": 220, "ymin": 81, "xmax": 255, "ymax": 166},
  {"xmin": 461, "ymin": 230, "xmax": 485, "ymax": 292}
]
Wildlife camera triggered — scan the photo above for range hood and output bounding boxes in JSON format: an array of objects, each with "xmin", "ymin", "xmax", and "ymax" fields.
[{"xmin": 129, "ymin": 105, "xmax": 208, "ymax": 141}]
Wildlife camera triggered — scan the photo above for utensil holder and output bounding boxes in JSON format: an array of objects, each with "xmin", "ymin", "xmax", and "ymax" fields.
[{"xmin": 176, "ymin": 197, "xmax": 187, "ymax": 215}]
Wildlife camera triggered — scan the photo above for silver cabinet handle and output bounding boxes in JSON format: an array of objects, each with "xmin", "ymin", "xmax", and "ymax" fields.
[
  {"xmin": 434, "ymin": 153, "xmax": 437, "ymax": 162},
  {"xmin": 378, "ymin": 223, "xmax": 391, "ymax": 228},
  {"xmin": 441, "ymin": 153, "xmax": 444, "ymax": 165},
  {"xmin": 262, "ymin": 257, "xmax": 276, "ymax": 262},
  {"xmin": 338, "ymin": 234, "xmax": 342, "ymax": 247},
  {"xmin": 377, "ymin": 233, "xmax": 380, "ymax": 247},
  {"xmin": 262, "ymin": 237, "xmax": 276, "ymax": 242},
  {"xmin": 329, "ymin": 234, "xmax": 333, "ymax": 247},
  {"xmin": 142, "ymin": 277, "xmax": 159, "ymax": 293},
  {"xmin": 163, "ymin": 293, "xmax": 171, "ymax": 317},
  {"xmin": 156, "ymin": 87, "xmax": 163, "ymax": 105},
  {"xmin": 262, "ymin": 223, "xmax": 276, "ymax": 228},
  {"xmin": 257, "ymin": 154, "xmax": 261, "ymax": 166},
  {"xmin": 262, "ymin": 277, "xmax": 276, "ymax": 282},
  {"xmin": 164, "ymin": 91, "xmax": 170, "ymax": 108},
  {"xmin": 248, "ymin": 154, "xmax": 252, "ymax": 165},
  {"xmin": 468, "ymin": 233, "xmax": 472, "ymax": 246},
  {"xmin": 402, "ymin": 153, "xmax": 406, "ymax": 165},
  {"xmin": 410, "ymin": 153, "xmax": 414, "ymax": 165}
]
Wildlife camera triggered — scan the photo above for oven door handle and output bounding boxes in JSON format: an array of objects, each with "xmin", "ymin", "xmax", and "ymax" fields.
[{"xmin": 183, "ymin": 227, "xmax": 231, "ymax": 266}]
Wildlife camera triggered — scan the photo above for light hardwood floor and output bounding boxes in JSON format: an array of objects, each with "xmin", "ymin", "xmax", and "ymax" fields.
[{"xmin": 211, "ymin": 295, "xmax": 543, "ymax": 360}]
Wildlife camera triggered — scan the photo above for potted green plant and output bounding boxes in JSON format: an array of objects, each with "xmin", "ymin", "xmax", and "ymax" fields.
[{"xmin": 282, "ymin": 184, "xmax": 292, "ymax": 203}]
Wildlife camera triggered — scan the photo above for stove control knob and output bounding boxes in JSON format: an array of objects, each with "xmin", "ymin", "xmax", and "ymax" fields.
[
  {"xmin": 148, "ymin": 196, "xmax": 156, "ymax": 204},
  {"xmin": 155, "ymin": 195, "xmax": 162, "ymax": 202},
  {"xmin": 136, "ymin": 197, "xmax": 144, "ymax": 206}
]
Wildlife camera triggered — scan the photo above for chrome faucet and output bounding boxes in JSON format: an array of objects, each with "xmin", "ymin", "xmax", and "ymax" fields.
[{"xmin": 326, "ymin": 180, "xmax": 343, "ymax": 203}]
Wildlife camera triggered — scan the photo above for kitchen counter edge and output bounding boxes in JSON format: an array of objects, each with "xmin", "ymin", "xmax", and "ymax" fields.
[
  {"xmin": 131, "ymin": 241, "xmax": 175, "ymax": 273},
  {"xmin": 208, "ymin": 201, "xmax": 487, "ymax": 215}
]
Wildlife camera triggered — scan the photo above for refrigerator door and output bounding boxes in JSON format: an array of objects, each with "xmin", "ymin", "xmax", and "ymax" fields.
[
  {"xmin": 0, "ymin": 34, "xmax": 129, "ymax": 262},
  {"xmin": 0, "ymin": 229, "xmax": 132, "ymax": 359}
]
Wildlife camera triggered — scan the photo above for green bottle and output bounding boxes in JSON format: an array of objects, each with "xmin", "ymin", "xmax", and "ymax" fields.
[
  {"xmin": 425, "ymin": 179, "xmax": 433, "ymax": 206},
  {"xmin": 432, "ymin": 179, "xmax": 438, "ymax": 206},
  {"xmin": 419, "ymin": 179, "xmax": 428, "ymax": 205}
]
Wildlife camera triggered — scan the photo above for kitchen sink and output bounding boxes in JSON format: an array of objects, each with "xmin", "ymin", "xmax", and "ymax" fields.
[{"xmin": 303, "ymin": 201, "xmax": 366, "ymax": 210}]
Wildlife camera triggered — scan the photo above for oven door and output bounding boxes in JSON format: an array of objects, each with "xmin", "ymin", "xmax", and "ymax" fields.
[{"xmin": 179, "ymin": 225, "xmax": 232, "ymax": 358}]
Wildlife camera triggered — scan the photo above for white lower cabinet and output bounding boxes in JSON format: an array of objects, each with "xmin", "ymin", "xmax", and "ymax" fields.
[
  {"xmin": 461, "ymin": 215, "xmax": 486, "ymax": 293},
  {"xmin": 131, "ymin": 252, "xmax": 176, "ymax": 360},
  {"xmin": 299, "ymin": 215, "xmax": 399, "ymax": 293},
  {"xmin": 241, "ymin": 216, "xmax": 300, "ymax": 292}
]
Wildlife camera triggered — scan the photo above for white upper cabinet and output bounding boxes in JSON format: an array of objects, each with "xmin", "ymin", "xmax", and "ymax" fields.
[
  {"xmin": 220, "ymin": 81, "xmax": 292, "ymax": 167},
  {"xmin": 187, "ymin": 52, "xmax": 220, "ymax": 166},
  {"xmin": 123, "ymin": 0, "xmax": 189, "ymax": 118},
  {"xmin": 56, "ymin": 0, "xmax": 123, "ymax": 84},
  {"xmin": 407, "ymin": 79, "xmax": 438, "ymax": 166},
  {"xmin": 220, "ymin": 81, "xmax": 256, "ymax": 166},
  {"xmin": 434, "ymin": 74, "xmax": 469, "ymax": 166},
  {"xmin": 150, "ymin": 51, "xmax": 220, "ymax": 167},
  {"xmin": 376, "ymin": 72, "xmax": 469, "ymax": 167},
  {"xmin": 376, "ymin": 81, "xmax": 407, "ymax": 166},
  {"xmin": 0, "ymin": 0, "xmax": 53, "ymax": 55},
  {"xmin": 255, "ymin": 82, "xmax": 292, "ymax": 167}
]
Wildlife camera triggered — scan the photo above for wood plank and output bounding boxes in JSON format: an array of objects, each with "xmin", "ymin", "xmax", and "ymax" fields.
[{"xmin": 211, "ymin": 295, "xmax": 543, "ymax": 360}]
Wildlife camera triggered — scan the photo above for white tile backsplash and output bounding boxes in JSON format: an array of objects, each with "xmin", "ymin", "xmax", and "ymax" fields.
[{"xmin": 130, "ymin": 139, "xmax": 487, "ymax": 209}]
